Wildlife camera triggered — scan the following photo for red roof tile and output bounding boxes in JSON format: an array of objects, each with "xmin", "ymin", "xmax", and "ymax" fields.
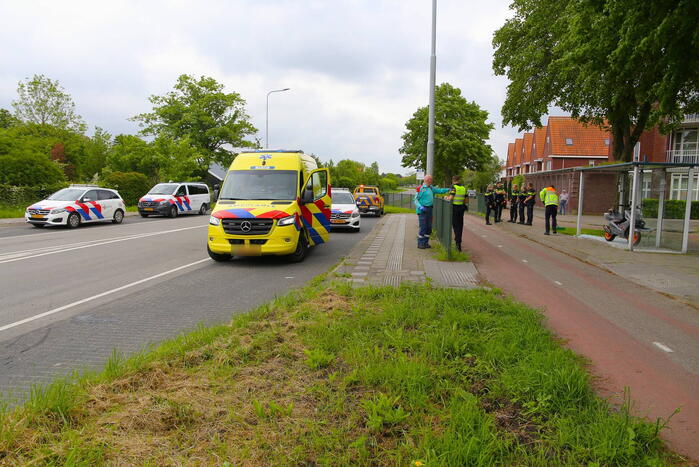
[
  {"xmin": 514, "ymin": 138, "xmax": 523, "ymax": 165},
  {"xmin": 522, "ymin": 133, "xmax": 534, "ymax": 164},
  {"xmin": 547, "ymin": 117, "xmax": 610, "ymax": 156},
  {"xmin": 532, "ymin": 126, "xmax": 546, "ymax": 159},
  {"xmin": 507, "ymin": 143, "xmax": 515, "ymax": 166}
]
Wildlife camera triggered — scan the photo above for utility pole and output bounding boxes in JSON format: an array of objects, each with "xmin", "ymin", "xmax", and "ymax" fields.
[
  {"xmin": 265, "ymin": 88, "xmax": 290, "ymax": 148},
  {"xmin": 426, "ymin": 0, "xmax": 437, "ymax": 176}
]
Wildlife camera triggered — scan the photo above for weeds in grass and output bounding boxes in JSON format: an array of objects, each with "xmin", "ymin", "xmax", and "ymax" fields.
[
  {"xmin": 304, "ymin": 348, "xmax": 335, "ymax": 369},
  {"xmin": 0, "ymin": 282, "xmax": 680, "ymax": 465}
]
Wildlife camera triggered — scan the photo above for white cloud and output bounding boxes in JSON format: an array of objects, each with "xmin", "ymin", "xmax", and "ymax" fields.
[{"xmin": 0, "ymin": 0, "xmax": 522, "ymax": 173}]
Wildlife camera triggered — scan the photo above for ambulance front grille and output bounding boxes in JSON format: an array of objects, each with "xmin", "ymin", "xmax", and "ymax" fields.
[{"xmin": 221, "ymin": 218, "xmax": 273, "ymax": 235}]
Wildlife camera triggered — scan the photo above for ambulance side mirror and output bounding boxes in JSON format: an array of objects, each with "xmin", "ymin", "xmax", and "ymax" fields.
[{"xmin": 301, "ymin": 187, "xmax": 313, "ymax": 204}]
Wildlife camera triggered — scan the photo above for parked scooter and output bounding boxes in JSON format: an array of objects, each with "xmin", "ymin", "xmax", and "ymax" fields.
[{"xmin": 603, "ymin": 206, "xmax": 651, "ymax": 246}]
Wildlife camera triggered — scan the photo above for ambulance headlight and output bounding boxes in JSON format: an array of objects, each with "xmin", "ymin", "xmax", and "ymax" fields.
[
  {"xmin": 209, "ymin": 216, "xmax": 221, "ymax": 226},
  {"xmin": 351, "ymin": 210, "xmax": 360, "ymax": 218},
  {"xmin": 277, "ymin": 215, "xmax": 296, "ymax": 226},
  {"xmin": 51, "ymin": 208, "xmax": 66, "ymax": 214}
]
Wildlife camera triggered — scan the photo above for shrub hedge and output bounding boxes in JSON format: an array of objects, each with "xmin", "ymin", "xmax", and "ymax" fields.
[
  {"xmin": 642, "ymin": 198, "xmax": 699, "ymax": 219},
  {"xmin": 0, "ymin": 183, "xmax": 69, "ymax": 207},
  {"xmin": 102, "ymin": 171, "xmax": 151, "ymax": 206}
]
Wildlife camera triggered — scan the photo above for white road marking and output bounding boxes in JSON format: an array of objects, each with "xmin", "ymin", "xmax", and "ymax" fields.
[
  {"xmin": 498, "ymin": 245, "xmax": 503, "ymax": 248},
  {"xmin": 285, "ymin": 276, "xmax": 294, "ymax": 279},
  {"xmin": 0, "ymin": 258, "xmax": 210, "ymax": 333},
  {"xmin": 554, "ymin": 280, "xmax": 563, "ymax": 285},
  {"xmin": 522, "ymin": 259, "xmax": 528, "ymax": 263},
  {"xmin": 0, "ymin": 225, "xmax": 206, "ymax": 265},
  {"xmin": 652, "ymin": 342, "xmax": 674, "ymax": 353}
]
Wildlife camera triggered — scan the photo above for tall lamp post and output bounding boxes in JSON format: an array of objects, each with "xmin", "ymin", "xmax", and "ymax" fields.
[
  {"xmin": 426, "ymin": 0, "xmax": 437, "ymax": 177},
  {"xmin": 266, "ymin": 88, "xmax": 290, "ymax": 149}
]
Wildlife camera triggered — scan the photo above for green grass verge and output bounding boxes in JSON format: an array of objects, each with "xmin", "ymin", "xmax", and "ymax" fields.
[
  {"xmin": 0, "ymin": 206, "xmax": 26, "ymax": 219},
  {"xmin": 125, "ymin": 205, "xmax": 139, "ymax": 212},
  {"xmin": 384, "ymin": 205, "xmax": 414, "ymax": 214},
  {"xmin": 0, "ymin": 280, "xmax": 679, "ymax": 465},
  {"xmin": 432, "ymin": 239, "xmax": 471, "ymax": 262},
  {"xmin": 556, "ymin": 226, "xmax": 605, "ymax": 237}
]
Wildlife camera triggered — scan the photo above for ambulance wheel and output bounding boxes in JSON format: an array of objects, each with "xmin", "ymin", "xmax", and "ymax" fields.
[
  {"xmin": 207, "ymin": 245, "xmax": 231, "ymax": 262},
  {"xmin": 288, "ymin": 233, "xmax": 309, "ymax": 263},
  {"xmin": 169, "ymin": 206, "xmax": 178, "ymax": 218},
  {"xmin": 198, "ymin": 203, "xmax": 207, "ymax": 215},
  {"xmin": 112, "ymin": 209, "xmax": 124, "ymax": 224},
  {"xmin": 379, "ymin": 208, "xmax": 384, "ymax": 216},
  {"xmin": 67, "ymin": 212, "xmax": 81, "ymax": 229}
]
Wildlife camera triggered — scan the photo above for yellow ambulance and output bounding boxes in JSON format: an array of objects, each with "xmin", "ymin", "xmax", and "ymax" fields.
[{"xmin": 207, "ymin": 150, "xmax": 331, "ymax": 262}]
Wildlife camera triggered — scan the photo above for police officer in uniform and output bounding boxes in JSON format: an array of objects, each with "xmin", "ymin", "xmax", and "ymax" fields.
[
  {"xmin": 447, "ymin": 175, "xmax": 468, "ymax": 251},
  {"xmin": 517, "ymin": 183, "xmax": 528, "ymax": 224},
  {"xmin": 494, "ymin": 182, "xmax": 506, "ymax": 222},
  {"xmin": 508, "ymin": 183, "xmax": 520, "ymax": 223},
  {"xmin": 523, "ymin": 182, "xmax": 536, "ymax": 225},
  {"xmin": 484, "ymin": 184, "xmax": 495, "ymax": 225}
]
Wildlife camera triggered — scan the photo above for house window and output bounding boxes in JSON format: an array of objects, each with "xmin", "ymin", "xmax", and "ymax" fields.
[
  {"xmin": 673, "ymin": 129, "xmax": 698, "ymax": 157},
  {"xmin": 641, "ymin": 173, "xmax": 652, "ymax": 199},
  {"xmin": 546, "ymin": 136, "xmax": 550, "ymax": 144},
  {"xmin": 670, "ymin": 173, "xmax": 699, "ymax": 201},
  {"xmin": 546, "ymin": 160, "xmax": 552, "ymax": 171},
  {"xmin": 589, "ymin": 160, "xmax": 595, "ymax": 166},
  {"xmin": 565, "ymin": 138, "xmax": 573, "ymax": 145},
  {"xmin": 604, "ymin": 138, "xmax": 610, "ymax": 146}
]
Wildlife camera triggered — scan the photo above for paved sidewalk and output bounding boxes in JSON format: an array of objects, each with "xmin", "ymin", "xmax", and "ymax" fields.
[
  {"xmin": 481, "ymin": 214, "xmax": 699, "ymax": 307},
  {"xmin": 334, "ymin": 213, "xmax": 479, "ymax": 288}
]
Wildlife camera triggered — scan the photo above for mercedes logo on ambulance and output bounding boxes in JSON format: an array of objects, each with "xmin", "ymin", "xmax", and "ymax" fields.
[{"xmin": 240, "ymin": 220, "xmax": 252, "ymax": 232}]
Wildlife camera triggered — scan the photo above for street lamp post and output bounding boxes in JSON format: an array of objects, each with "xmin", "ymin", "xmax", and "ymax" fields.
[
  {"xmin": 266, "ymin": 88, "xmax": 290, "ymax": 149},
  {"xmin": 426, "ymin": 0, "xmax": 437, "ymax": 177}
]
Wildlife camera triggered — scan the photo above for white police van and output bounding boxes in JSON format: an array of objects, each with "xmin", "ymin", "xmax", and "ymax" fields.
[
  {"xmin": 138, "ymin": 182, "xmax": 211, "ymax": 218},
  {"xmin": 329, "ymin": 188, "xmax": 361, "ymax": 231},
  {"xmin": 25, "ymin": 185, "xmax": 125, "ymax": 228}
]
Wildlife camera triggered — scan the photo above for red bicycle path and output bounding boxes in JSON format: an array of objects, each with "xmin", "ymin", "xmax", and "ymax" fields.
[{"xmin": 461, "ymin": 214, "xmax": 699, "ymax": 461}]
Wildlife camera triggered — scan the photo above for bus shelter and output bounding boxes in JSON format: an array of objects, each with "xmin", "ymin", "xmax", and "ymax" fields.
[{"xmin": 574, "ymin": 162, "xmax": 698, "ymax": 253}]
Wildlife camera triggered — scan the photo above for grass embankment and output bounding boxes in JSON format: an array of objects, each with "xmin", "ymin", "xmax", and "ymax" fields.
[
  {"xmin": 0, "ymin": 206, "xmax": 26, "ymax": 218},
  {"xmin": 556, "ymin": 226, "xmax": 605, "ymax": 237},
  {"xmin": 0, "ymin": 282, "xmax": 677, "ymax": 465},
  {"xmin": 432, "ymin": 240, "xmax": 471, "ymax": 262},
  {"xmin": 384, "ymin": 205, "xmax": 414, "ymax": 214}
]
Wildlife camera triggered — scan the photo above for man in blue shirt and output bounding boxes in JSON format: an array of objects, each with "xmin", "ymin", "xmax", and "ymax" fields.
[{"xmin": 414, "ymin": 175, "xmax": 450, "ymax": 249}]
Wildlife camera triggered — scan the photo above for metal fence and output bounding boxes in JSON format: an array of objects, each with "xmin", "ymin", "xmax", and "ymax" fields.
[
  {"xmin": 433, "ymin": 198, "xmax": 453, "ymax": 259},
  {"xmin": 384, "ymin": 192, "xmax": 417, "ymax": 210}
]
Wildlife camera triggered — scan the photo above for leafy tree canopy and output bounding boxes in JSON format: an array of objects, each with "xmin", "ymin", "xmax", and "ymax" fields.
[
  {"xmin": 493, "ymin": 0, "xmax": 699, "ymax": 161},
  {"xmin": 400, "ymin": 83, "xmax": 494, "ymax": 185},
  {"xmin": 132, "ymin": 74, "xmax": 257, "ymax": 169},
  {"xmin": 12, "ymin": 74, "xmax": 86, "ymax": 133},
  {"xmin": 463, "ymin": 154, "xmax": 502, "ymax": 192},
  {"xmin": 0, "ymin": 109, "xmax": 19, "ymax": 129}
]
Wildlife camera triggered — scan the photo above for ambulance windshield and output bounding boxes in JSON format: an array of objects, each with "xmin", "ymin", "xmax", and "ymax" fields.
[
  {"xmin": 220, "ymin": 170, "xmax": 297, "ymax": 201},
  {"xmin": 48, "ymin": 188, "xmax": 86, "ymax": 201}
]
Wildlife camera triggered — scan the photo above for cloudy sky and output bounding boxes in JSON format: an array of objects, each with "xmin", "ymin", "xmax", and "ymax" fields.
[{"xmin": 0, "ymin": 0, "xmax": 522, "ymax": 174}]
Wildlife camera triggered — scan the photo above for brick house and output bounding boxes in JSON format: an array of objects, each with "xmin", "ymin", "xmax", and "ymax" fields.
[
  {"xmin": 522, "ymin": 132, "xmax": 534, "ymax": 174},
  {"xmin": 513, "ymin": 138, "xmax": 523, "ymax": 175}
]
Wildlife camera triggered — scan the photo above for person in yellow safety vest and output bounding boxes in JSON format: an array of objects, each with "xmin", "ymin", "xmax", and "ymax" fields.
[
  {"xmin": 446, "ymin": 175, "xmax": 468, "ymax": 251},
  {"xmin": 539, "ymin": 184, "xmax": 560, "ymax": 235}
]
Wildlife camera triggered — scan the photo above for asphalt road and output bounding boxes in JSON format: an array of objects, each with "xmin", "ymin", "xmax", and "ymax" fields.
[
  {"xmin": 0, "ymin": 214, "xmax": 378, "ymax": 400},
  {"xmin": 462, "ymin": 214, "xmax": 699, "ymax": 460}
]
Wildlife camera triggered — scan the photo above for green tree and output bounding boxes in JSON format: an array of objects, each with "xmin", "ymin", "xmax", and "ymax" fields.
[
  {"xmin": 463, "ymin": 154, "xmax": 502, "ymax": 192},
  {"xmin": 153, "ymin": 135, "xmax": 205, "ymax": 181},
  {"xmin": 102, "ymin": 171, "xmax": 151, "ymax": 206},
  {"xmin": 106, "ymin": 135, "xmax": 163, "ymax": 180},
  {"xmin": 493, "ymin": 0, "xmax": 699, "ymax": 162},
  {"xmin": 83, "ymin": 127, "xmax": 112, "ymax": 180},
  {"xmin": 400, "ymin": 83, "xmax": 494, "ymax": 185},
  {"xmin": 12, "ymin": 74, "xmax": 86, "ymax": 133},
  {"xmin": 132, "ymin": 74, "xmax": 257, "ymax": 169},
  {"xmin": 0, "ymin": 109, "xmax": 19, "ymax": 128}
]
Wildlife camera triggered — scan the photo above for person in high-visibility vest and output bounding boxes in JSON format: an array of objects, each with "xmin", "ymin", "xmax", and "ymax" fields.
[
  {"xmin": 508, "ymin": 183, "xmax": 520, "ymax": 223},
  {"xmin": 539, "ymin": 184, "xmax": 560, "ymax": 235},
  {"xmin": 447, "ymin": 175, "xmax": 468, "ymax": 251}
]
